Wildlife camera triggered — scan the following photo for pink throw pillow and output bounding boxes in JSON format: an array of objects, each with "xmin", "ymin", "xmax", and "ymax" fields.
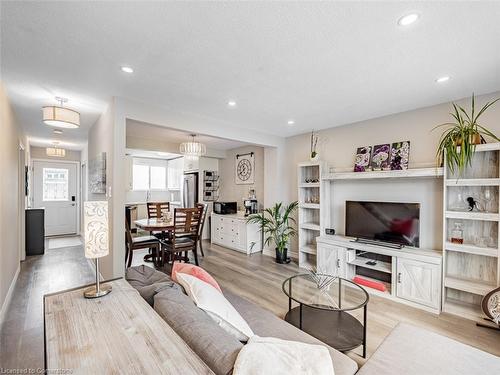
[{"xmin": 171, "ymin": 262, "xmax": 222, "ymax": 293}]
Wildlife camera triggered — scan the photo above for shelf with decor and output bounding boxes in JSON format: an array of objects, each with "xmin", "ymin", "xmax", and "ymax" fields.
[
  {"xmin": 442, "ymin": 143, "xmax": 500, "ymax": 321},
  {"xmin": 297, "ymin": 161, "xmax": 330, "ymax": 269},
  {"xmin": 323, "ymin": 167, "xmax": 444, "ymax": 181}
]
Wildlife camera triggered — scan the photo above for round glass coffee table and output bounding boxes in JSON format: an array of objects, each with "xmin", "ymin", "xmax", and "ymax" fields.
[{"xmin": 282, "ymin": 274, "xmax": 369, "ymax": 357}]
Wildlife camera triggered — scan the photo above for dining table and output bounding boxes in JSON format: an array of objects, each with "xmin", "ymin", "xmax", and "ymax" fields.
[{"xmin": 134, "ymin": 217, "xmax": 175, "ymax": 264}]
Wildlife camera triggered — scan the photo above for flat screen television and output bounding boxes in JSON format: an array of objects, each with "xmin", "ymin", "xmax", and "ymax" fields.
[{"xmin": 345, "ymin": 201, "xmax": 420, "ymax": 247}]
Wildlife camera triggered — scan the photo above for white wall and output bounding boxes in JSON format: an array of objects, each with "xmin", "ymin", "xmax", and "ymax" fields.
[
  {"xmin": 284, "ymin": 91, "xmax": 500, "ymax": 252},
  {"xmin": 219, "ymin": 145, "xmax": 265, "ymax": 210},
  {"xmin": 87, "ymin": 99, "xmax": 118, "ymax": 279},
  {"xmin": 0, "ymin": 83, "xmax": 23, "ymax": 320}
]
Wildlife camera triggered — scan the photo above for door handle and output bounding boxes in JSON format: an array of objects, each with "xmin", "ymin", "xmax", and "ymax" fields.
[
  {"xmin": 397, "ymin": 273, "xmax": 402, "ymax": 283},
  {"xmin": 71, "ymin": 203, "xmax": 76, "ymax": 206},
  {"xmin": 336, "ymin": 259, "xmax": 340, "ymax": 268}
]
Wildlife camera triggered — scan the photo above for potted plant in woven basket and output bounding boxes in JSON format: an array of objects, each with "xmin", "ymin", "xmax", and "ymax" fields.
[
  {"xmin": 247, "ymin": 201, "xmax": 298, "ymax": 263},
  {"xmin": 434, "ymin": 94, "xmax": 500, "ymax": 175}
]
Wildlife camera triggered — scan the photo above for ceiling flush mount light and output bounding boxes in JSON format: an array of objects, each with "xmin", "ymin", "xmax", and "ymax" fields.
[
  {"xmin": 436, "ymin": 75, "xmax": 451, "ymax": 83},
  {"xmin": 46, "ymin": 142, "xmax": 66, "ymax": 157},
  {"xmin": 398, "ymin": 13, "xmax": 419, "ymax": 26},
  {"xmin": 287, "ymin": 120, "xmax": 295, "ymax": 126},
  {"xmin": 43, "ymin": 97, "xmax": 80, "ymax": 129},
  {"xmin": 179, "ymin": 134, "xmax": 207, "ymax": 158},
  {"xmin": 227, "ymin": 100, "xmax": 237, "ymax": 107},
  {"xmin": 121, "ymin": 66, "xmax": 134, "ymax": 73}
]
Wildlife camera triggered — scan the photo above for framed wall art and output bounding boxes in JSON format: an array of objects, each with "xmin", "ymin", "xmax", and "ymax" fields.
[
  {"xmin": 89, "ymin": 152, "xmax": 106, "ymax": 194},
  {"xmin": 235, "ymin": 152, "xmax": 255, "ymax": 184}
]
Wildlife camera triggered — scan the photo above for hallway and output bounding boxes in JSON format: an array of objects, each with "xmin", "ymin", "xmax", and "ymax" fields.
[{"xmin": 0, "ymin": 243, "xmax": 94, "ymax": 370}]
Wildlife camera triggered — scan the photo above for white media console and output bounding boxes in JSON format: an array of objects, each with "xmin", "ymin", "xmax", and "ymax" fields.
[{"xmin": 316, "ymin": 235, "xmax": 442, "ymax": 313}]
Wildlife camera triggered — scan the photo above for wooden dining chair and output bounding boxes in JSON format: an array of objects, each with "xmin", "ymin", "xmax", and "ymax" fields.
[
  {"xmin": 196, "ymin": 203, "xmax": 208, "ymax": 257},
  {"xmin": 125, "ymin": 218, "xmax": 161, "ymax": 268},
  {"xmin": 147, "ymin": 202, "xmax": 170, "ymax": 219},
  {"xmin": 160, "ymin": 207, "xmax": 202, "ymax": 266}
]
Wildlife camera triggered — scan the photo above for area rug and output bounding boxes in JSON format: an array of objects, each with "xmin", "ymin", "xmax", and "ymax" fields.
[{"xmin": 48, "ymin": 236, "xmax": 82, "ymax": 249}]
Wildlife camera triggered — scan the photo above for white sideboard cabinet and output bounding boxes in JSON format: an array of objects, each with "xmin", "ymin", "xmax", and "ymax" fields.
[{"xmin": 211, "ymin": 213, "xmax": 262, "ymax": 254}]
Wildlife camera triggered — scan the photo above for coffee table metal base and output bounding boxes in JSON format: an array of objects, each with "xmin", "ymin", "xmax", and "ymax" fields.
[{"xmin": 285, "ymin": 305, "xmax": 365, "ymax": 355}]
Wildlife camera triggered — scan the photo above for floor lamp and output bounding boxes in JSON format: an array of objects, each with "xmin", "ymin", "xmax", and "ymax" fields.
[{"xmin": 83, "ymin": 201, "xmax": 112, "ymax": 298}]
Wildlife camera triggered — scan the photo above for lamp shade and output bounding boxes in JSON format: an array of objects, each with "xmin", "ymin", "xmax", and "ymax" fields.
[
  {"xmin": 84, "ymin": 201, "xmax": 109, "ymax": 259},
  {"xmin": 43, "ymin": 106, "xmax": 80, "ymax": 129}
]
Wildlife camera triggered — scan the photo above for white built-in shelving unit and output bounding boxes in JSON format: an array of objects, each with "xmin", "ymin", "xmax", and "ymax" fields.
[
  {"xmin": 297, "ymin": 161, "xmax": 330, "ymax": 269},
  {"xmin": 442, "ymin": 143, "xmax": 500, "ymax": 321}
]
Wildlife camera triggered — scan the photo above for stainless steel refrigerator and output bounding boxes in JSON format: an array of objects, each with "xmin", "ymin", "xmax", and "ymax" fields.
[{"xmin": 182, "ymin": 172, "xmax": 198, "ymax": 208}]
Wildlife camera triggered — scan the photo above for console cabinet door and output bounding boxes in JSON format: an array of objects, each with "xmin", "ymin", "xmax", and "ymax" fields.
[
  {"xmin": 317, "ymin": 244, "xmax": 346, "ymax": 277},
  {"xmin": 396, "ymin": 258, "xmax": 440, "ymax": 309}
]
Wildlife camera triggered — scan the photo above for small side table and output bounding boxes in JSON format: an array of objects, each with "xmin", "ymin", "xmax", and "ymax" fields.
[{"xmin": 282, "ymin": 274, "xmax": 369, "ymax": 358}]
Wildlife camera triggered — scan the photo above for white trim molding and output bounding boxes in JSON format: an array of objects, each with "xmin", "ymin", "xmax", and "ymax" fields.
[{"xmin": 0, "ymin": 265, "xmax": 20, "ymax": 323}]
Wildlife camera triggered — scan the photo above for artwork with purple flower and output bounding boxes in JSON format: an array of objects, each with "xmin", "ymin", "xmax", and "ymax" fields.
[
  {"xmin": 390, "ymin": 141, "xmax": 410, "ymax": 170},
  {"xmin": 354, "ymin": 146, "xmax": 372, "ymax": 172},
  {"xmin": 370, "ymin": 144, "xmax": 391, "ymax": 171}
]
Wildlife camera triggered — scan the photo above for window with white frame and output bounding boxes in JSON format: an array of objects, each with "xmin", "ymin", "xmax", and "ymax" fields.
[{"xmin": 132, "ymin": 158, "xmax": 168, "ymax": 191}]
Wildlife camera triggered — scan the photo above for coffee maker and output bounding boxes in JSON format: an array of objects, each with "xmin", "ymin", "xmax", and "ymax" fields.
[{"xmin": 244, "ymin": 189, "xmax": 258, "ymax": 216}]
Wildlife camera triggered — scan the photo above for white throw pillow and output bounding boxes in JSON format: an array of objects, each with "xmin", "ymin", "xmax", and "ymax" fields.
[{"xmin": 176, "ymin": 272, "xmax": 254, "ymax": 342}]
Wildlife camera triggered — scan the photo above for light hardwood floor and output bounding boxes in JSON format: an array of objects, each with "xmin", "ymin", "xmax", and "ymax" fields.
[
  {"xmin": 1, "ymin": 239, "xmax": 498, "ymax": 371},
  {"xmin": 134, "ymin": 241, "xmax": 500, "ymax": 366}
]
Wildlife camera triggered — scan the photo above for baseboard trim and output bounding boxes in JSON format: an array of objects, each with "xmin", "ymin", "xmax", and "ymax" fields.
[{"xmin": 0, "ymin": 265, "xmax": 20, "ymax": 323}]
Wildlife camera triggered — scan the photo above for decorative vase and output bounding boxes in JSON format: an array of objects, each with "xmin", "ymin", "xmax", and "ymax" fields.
[
  {"xmin": 275, "ymin": 248, "xmax": 290, "ymax": 264},
  {"xmin": 454, "ymin": 132, "xmax": 483, "ymax": 146}
]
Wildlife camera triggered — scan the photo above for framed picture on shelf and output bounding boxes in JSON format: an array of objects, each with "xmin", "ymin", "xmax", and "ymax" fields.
[
  {"xmin": 370, "ymin": 144, "xmax": 391, "ymax": 171},
  {"xmin": 390, "ymin": 141, "xmax": 410, "ymax": 170},
  {"xmin": 354, "ymin": 146, "xmax": 372, "ymax": 172}
]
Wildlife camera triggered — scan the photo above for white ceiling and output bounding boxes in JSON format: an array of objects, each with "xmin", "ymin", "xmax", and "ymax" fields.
[
  {"xmin": 126, "ymin": 120, "xmax": 249, "ymax": 150},
  {"xmin": 2, "ymin": 1, "xmax": 500, "ymax": 149}
]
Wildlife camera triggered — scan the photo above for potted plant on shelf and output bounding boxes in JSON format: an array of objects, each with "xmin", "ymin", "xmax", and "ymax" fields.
[
  {"xmin": 247, "ymin": 201, "xmax": 298, "ymax": 264},
  {"xmin": 434, "ymin": 94, "xmax": 500, "ymax": 175},
  {"xmin": 310, "ymin": 130, "xmax": 319, "ymax": 161}
]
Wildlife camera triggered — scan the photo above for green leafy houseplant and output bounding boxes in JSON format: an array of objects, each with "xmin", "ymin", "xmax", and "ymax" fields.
[
  {"xmin": 247, "ymin": 201, "xmax": 298, "ymax": 264},
  {"xmin": 434, "ymin": 94, "xmax": 500, "ymax": 175}
]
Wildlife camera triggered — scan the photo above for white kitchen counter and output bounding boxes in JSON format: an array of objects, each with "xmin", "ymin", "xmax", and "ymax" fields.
[
  {"xmin": 125, "ymin": 201, "xmax": 181, "ymax": 206},
  {"xmin": 211, "ymin": 211, "xmax": 249, "ymax": 220}
]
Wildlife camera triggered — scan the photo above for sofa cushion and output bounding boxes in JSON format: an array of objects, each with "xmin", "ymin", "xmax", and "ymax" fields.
[
  {"xmin": 125, "ymin": 265, "xmax": 175, "ymax": 306},
  {"xmin": 177, "ymin": 273, "xmax": 254, "ymax": 342},
  {"xmin": 154, "ymin": 286, "xmax": 243, "ymax": 375},
  {"xmin": 223, "ymin": 289, "xmax": 358, "ymax": 375},
  {"xmin": 356, "ymin": 322, "xmax": 500, "ymax": 375},
  {"xmin": 172, "ymin": 262, "xmax": 222, "ymax": 292}
]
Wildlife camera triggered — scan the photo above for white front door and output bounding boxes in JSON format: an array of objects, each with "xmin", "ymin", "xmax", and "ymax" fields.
[{"xmin": 33, "ymin": 160, "xmax": 78, "ymax": 236}]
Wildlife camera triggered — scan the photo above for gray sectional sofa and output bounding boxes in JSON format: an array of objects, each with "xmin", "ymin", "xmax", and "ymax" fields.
[
  {"xmin": 126, "ymin": 265, "xmax": 358, "ymax": 375},
  {"xmin": 126, "ymin": 265, "xmax": 500, "ymax": 375}
]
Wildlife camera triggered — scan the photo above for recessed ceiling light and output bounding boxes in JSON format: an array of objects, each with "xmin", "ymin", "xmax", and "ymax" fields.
[
  {"xmin": 287, "ymin": 120, "xmax": 295, "ymax": 125},
  {"xmin": 53, "ymin": 129, "xmax": 63, "ymax": 134},
  {"xmin": 227, "ymin": 100, "xmax": 236, "ymax": 107},
  {"xmin": 436, "ymin": 76, "xmax": 451, "ymax": 83},
  {"xmin": 398, "ymin": 13, "xmax": 419, "ymax": 26},
  {"xmin": 121, "ymin": 66, "xmax": 134, "ymax": 73}
]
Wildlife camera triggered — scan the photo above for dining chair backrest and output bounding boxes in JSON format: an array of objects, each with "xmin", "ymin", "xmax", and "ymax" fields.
[
  {"xmin": 173, "ymin": 207, "xmax": 202, "ymax": 238},
  {"xmin": 196, "ymin": 203, "xmax": 208, "ymax": 237},
  {"xmin": 147, "ymin": 202, "xmax": 170, "ymax": 219}
]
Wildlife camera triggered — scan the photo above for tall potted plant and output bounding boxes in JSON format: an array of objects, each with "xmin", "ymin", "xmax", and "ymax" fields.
[
  {"xmin": 434, "ymin": 94, "xmax": 500, "ymax": 175},
  {"xmin": 247, "ymin": 201, "xmax": 298, "ymax": 263}
]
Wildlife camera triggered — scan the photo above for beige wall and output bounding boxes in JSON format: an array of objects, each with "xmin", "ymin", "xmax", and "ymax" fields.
[
  {"xmin": 0, "ymin": 83, "xmax": 22, "ymax": 318},
  {"xmin": 87, "ymin": 100, "xmax": 115, "ymax": 279},
  {"xmin": 30, "ymin": 146, "xmax": 81, "ymax": 162},
  {"xmin": 219, "ymin": 145, "xmax": 265, "ymax": 210},
  {"xmin": 284, "ymin": 91, "xmax": 500, "ymax": 252},
  {"xmin": 285, "ymin": 91, "xmax": 500, "ymax": 177}
]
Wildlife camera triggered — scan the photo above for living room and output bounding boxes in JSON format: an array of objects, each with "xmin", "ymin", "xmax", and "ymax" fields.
[{"xmin": 1, "ymin": 1, "xmax": 499, "ymax": 374}]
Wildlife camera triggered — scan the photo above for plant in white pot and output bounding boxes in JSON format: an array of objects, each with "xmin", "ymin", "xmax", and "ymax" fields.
[{"xmin": 247, "ymin": 201, "xmax": 298, "ymax": 264}]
